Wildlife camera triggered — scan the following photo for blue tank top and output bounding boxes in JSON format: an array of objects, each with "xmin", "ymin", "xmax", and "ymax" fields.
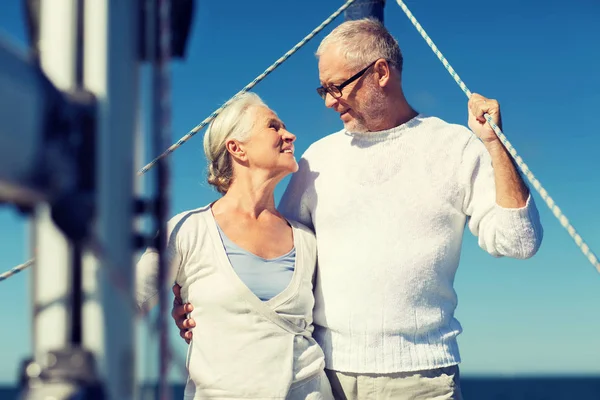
[{"xmin": 215, "ymin": 224, "xmax": 296, "ymax": 301}]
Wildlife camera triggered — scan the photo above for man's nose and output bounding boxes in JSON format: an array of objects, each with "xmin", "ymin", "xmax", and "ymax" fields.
[{"xmin": 324, "ymin": 92, "xmax": 339, "ymax": 108}]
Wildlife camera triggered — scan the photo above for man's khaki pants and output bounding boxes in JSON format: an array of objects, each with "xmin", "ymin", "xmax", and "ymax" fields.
[{"xmin": 324, "ymin": 365, "xmax": 462, "ymax": 400}]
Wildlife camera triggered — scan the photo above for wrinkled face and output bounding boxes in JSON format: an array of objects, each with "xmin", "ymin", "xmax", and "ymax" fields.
[
  {"xmin": 318, "ymin": 47, "xmax": 386, "ymax": 133},
  {"xmin": 239, "ymin": 105, "xmax": 298, "ymax": 177}
]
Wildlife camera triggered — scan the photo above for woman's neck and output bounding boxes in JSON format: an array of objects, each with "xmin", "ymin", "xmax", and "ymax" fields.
[{"xmin": 214, "ymin": 175, "xmax": 280, "ymax": 219}]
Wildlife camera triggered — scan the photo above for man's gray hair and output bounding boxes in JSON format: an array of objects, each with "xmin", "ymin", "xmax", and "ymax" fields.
[{"xmin": 316, "ymin": 18, "xmax": 403, "ymax": 73}]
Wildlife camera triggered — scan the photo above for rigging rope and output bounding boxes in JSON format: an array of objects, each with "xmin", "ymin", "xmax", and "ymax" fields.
[
  {"xmin": 0, "ymin": 259, "xmax": 34, "ymax": 282},
  {"xmin": 137, "ymin": 0, "xmax": 358, "ymax": 175},
  {"xmin": 1, "ymin": 1, "xmax": 357, "ymax": 282},
  {"xmin": 0, "ymin": 2, "xmax": 360, "ymax": 380},
  {"xmin": 0, "ymin": 246, "xmax": 188, "ymax": 375},
  {"xmin": 3, "ymin": 1, "xmax": 597, "ymax": 280},
  {"xmin": 394, "ymin": 0, "xmax": 599, "ymax": 273}
]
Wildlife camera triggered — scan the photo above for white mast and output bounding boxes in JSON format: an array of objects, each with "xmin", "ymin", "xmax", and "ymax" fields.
[
  {"xmin": 21, "ymin": 0, "xmax": 140, "ymax": 398},
  {"xmin": 31, "ymin": 0, "xmax": 78, "ymax": 363},
  {"xmin": 81, "ymin": 0, "xmax": 140, "ymax": 399},
  {"xmin": 2, "ymin": 0, "xmax": 192, "ymax": 397}
]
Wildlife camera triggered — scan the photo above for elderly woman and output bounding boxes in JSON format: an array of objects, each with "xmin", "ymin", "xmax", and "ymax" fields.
[{"xmin": 135, "ymin": 92, "xmax": 333, "ymax": 400}]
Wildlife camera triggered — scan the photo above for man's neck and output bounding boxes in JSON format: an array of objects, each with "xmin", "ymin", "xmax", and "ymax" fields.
[
  {"xmin": 375, "ymin": 108, "xmax": 418, "ymax": 132},
  {"xmin": 368, "ymin": 95, "xmax": 418, "ymax": 132}
]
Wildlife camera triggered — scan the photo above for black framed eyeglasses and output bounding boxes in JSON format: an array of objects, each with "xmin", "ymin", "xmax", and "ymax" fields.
[{"xmin": 316, "ymin": 59, "xmax": 379, "ymax": 100}]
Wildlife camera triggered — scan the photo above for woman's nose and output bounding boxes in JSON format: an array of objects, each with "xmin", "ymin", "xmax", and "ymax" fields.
[{"xmin": 283, "ymin": 130, "xmax": 296, "ymax": 143}]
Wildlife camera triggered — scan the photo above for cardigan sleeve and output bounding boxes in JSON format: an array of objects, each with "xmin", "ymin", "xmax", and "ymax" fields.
[{"xmin": 135, "ymin": 213, "xmax": 188, "ymax": 313}]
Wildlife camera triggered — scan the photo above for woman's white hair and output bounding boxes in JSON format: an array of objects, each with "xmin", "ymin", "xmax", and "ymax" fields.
[
  {"xmin": 316, "ymin": 18, "xmax": 403, "ymax": 73},
  {"xmin": 203, "ymin": 92, "xmax": 266, "ymax": 194}
]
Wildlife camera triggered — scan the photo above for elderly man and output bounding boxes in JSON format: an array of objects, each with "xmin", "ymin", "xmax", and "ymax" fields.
[{"xmin": 172, "ymin": 18, "xmax": 542, "ymax": 399}]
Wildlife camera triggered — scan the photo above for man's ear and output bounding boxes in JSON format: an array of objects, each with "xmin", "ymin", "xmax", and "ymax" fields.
[{"xmin": 375, "ymin": 58, "xmax": 391, "ymax": 88}]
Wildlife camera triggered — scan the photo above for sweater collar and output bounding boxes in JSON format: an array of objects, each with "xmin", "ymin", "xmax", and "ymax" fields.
[{"xmin": 344, "ymin": 113, "xmax": 424, "ymax": 142}]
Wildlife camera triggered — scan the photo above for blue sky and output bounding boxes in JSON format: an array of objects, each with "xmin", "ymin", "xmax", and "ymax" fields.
[{"xmin": 1, "ymin": 0, "xmax": 599, "ymax": 385}]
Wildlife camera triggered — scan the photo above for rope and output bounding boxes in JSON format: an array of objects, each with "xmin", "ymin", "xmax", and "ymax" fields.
[
  {"xmin": 2, "ymin": 1, "xmax": 358, "ymax": 282},
  {"xmin": 137, "ymin": 0, "xmax": 358, "ymax": 175},
  {"xmin": 0, "ymin": 259, "xmax": 34, "ymax": 282},
  {"xmin": 3, "ymin": 1, "xmax": 598, "ymax": 276},
  {"xmin": 0, "ymin": 250, "xmax": 188, "ymax": 376},
  {"xmin": 394, "ymin": 0, "xmax": 599, "ymax": 273}
]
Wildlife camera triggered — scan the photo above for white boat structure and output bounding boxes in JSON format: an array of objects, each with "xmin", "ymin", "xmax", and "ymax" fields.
[{"xmin": 0, "ymin": 0, "xmax": 597, "ymax": 399}]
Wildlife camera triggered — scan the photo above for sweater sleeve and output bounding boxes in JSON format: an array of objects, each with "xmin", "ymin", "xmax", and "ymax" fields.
[
  {"xmin": 135, "ymin": 214, "xmax": 187, "ymax": 313},
  {"xmin": 279, "ymin": 154, "xmax": 316, "ymax": 230},
  {"xmin": 460, "ymin": 135, "xmax": 543, "ymax": 259}
]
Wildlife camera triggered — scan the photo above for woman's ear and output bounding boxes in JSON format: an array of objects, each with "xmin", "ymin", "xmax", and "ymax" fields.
[{"xmin": 226, "ymin": 139, "xmax": 246, "ymax": 162}]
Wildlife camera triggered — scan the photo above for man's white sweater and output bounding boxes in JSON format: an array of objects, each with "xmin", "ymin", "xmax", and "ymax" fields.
[{"xmin": 279, "ymin": 114, "xmax": 543, "ymax": 374}]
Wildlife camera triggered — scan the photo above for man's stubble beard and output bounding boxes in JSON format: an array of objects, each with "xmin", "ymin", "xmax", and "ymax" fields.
[{"xmin": 343, "ymin": 84, "xmax": 388, "ymax": 133}]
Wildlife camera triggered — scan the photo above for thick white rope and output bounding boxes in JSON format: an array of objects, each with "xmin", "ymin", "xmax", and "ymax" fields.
[
  {"xmin": 0, "ymin": 259, "xmax": 34, "ymax": 282},
  {"xmin": 394, "ymin": 0, "xmax": 599, "ymax": 272},
  {"xmin": 137, "ymin": 0, "xmax": 358, "ymax": 175}
]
